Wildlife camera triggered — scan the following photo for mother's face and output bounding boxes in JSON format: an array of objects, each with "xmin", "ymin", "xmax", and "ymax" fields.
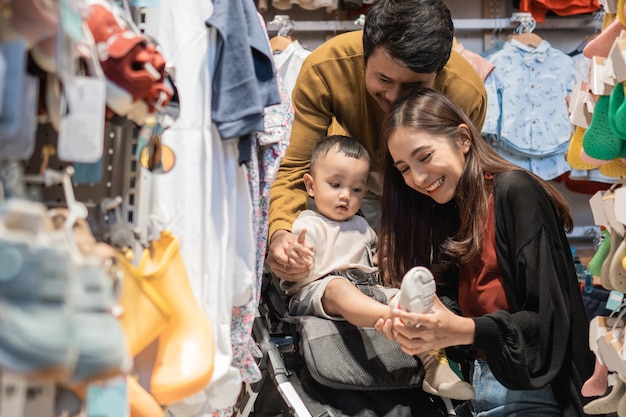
[{"xmin": 387, "ymin": 126, "xmax": 470, "ymax": 205}]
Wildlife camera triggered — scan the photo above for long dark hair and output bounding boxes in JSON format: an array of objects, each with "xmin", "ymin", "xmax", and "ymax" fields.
[{"xmin": 378, "ymin": 88, "xmax": 573, "ymax": 286}]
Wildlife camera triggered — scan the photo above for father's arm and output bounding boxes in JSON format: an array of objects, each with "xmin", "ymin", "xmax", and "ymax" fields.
[{"xmin": 268, "ymin": 59, "xmax": 335, "ymax": 239}]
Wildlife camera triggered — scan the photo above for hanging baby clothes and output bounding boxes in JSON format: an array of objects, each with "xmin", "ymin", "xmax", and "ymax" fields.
[
  {"xmin": 207, "ymin": 0, "xmax": 281, "ymax": 165},
  {"xmin": 218, "ymin": 19, "xmax": 294, "ymax": 417},
  {"xmin": 271, "ymin": 0, "xmax": 338, "ymax": 13},
  {"xmin": 482, "ymin": 38, "xmax": 575, "ymax": 180},
  {"xmin": 526, "ymin": 0, "xmax": 600, "ymax": 23},
  {"xmin": 147, "ymin": 0, "xmax": 274, "ymax": 415},
  {"xmin": 212, "ymin": 74, "xmax": 293, "ymax": 417},
  {"xmin": 453, "ymin": 38, "xmax": 495, "ymax": 82},
  {"xmin": 273, "ymin": 39, "xmax": 311, "ymax": 98}
]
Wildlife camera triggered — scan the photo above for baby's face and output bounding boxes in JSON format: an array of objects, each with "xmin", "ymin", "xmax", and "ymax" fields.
[{"xmin": 306, "ymin": 150, "xmax": 369, "ymax": 222}]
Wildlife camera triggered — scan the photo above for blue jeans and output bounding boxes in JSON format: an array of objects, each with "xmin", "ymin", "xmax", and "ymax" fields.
[{"xmin": 457, "ymin": 360, "xmax": 561, "ymax": 417}]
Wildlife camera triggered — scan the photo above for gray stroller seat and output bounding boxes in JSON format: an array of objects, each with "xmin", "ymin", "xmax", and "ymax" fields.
[{"xmin": 234, "ymin": 271, "xmax": 462, "ymax": 417}]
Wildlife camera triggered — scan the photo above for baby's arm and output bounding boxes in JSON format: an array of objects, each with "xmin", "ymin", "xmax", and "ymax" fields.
[{"xmin": 285, "ymin": 229, "xmax": 314, "ymax": 268}]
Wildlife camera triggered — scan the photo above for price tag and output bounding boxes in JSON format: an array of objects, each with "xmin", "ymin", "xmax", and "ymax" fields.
[
  {"xmin": 615, "ymin": 186, "xmax": 626, "ymax": 226},
  {"xmin": 86, "ymin": 375, "xmax": 129, "ymax": 417},
  {"xmin": 57, "ymin": 76, "xmax": 106, "ymax": 163},
  {"xmin": 604, "ymin": 194, "xmax": 626, "ymax": 236},
  {"xmin": 568, "ymin": 81, "xmax": 592, "ymax": 128},
  {"xmin": 590, "ymin": 191, "xmax": 609, "ymax": 228},
  {"xmin": 607, "ymin": 290, "xmax": 625, "ymax": 311}
]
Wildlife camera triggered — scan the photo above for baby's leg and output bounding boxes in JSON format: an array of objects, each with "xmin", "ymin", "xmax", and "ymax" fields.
[{"xmin": 322, "ymin": 278, "xmax": 392, "ymax": 327}]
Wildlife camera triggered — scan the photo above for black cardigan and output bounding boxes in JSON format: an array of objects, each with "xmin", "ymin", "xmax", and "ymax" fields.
[{"xmin": 469, "ymin": 171, "xmax": 594, "ymax": 416}]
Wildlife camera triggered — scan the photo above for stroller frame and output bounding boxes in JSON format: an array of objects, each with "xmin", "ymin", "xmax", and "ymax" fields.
[{"xmin": 234, "ymin": 273, "xmax": 462, "ymax": 417}]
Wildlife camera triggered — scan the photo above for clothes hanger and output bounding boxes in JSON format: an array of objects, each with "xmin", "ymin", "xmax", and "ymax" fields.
[
  {"xmin": 269, "ymin": 14, "xmax": 294, "ymax": 53},
  {"xmin": 513, "ymin": 31, "xmax": 543, "ymax": 48},
  {"xmin": 47, "ymin": 167, "xmax": 89, "ymax": 262},
  {"xmin": 353, "ymin": 14, "xmax": 366, "ymax": 27},
  {"xmin": 269, "ymin": 34, "xmax": 293, "ymax": 54},
  {"xmin": 98, "ymin": 195, "xmax": 146, "ymax": 258},
  {"xmin": 23, "ymin": 167, "xmax": 89, "ymax": 263},
  {"xmin": 510, "ymin": 11, "xmax": 543, "ymax": 48}
]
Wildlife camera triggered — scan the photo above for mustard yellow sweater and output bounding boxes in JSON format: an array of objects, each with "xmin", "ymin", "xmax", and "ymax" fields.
[{"xmin": 268, "ymin": 30, "xmax": 487, "ymax": 238}]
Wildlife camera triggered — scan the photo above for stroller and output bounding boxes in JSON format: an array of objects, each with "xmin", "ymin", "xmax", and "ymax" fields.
[{"xmin": 234, "ymin": 271, "xmax": 464, "ymax": 417}]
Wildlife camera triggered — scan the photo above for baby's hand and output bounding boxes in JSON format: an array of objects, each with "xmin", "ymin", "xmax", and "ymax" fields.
[{"xmin": 285, "ymin": 229, "xmax": 314, "ymax": 267}]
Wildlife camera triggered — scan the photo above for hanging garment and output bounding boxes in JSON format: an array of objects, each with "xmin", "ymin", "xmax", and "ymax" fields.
[
  {"xmin": 453, "ymin": 38, "xmax": 495, "ymax": 82},
  {"xmin": 228, "ymin": 74, "xmax": 293, "ymax": 385},
  {"xmin": 482, "ymin": 38, "xmax": 576, "ymax": 180},
  {"xmin": 206, "ymin": 0, "xmax": 281, "ymax": 164},
  {"xmin": 272, "ymin": 0, "xmax": 338, "ymax": 12},
  {"xmin": 527, "ymin": 0, "xmax": 600, "ymax": 23},
  {"xmin": 211, "ymin": 76, "xmax": 293, "ymax": 417},
  {"xmin": 572, "ymin": 53, "xmax": 591, "ymax": 85},
  {"xmin": 211, "ymin": 12, "xmax": 295, "ymax": 415},
  {"xmin": 272, "ymin": 40, "xmax": 311, "ymax": 98},
  {"xmin": 148, "ymin": 0, "xmax": 259, "ymax": 415}
]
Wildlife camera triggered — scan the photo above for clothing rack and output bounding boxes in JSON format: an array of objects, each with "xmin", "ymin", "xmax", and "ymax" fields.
[
  {"xmin": 265, "ymin": 16, "xmax": 602, "ymax": 33},
  {"xmin": 22, "ymin": 122, "xmax": 152, "ymax": 240}
]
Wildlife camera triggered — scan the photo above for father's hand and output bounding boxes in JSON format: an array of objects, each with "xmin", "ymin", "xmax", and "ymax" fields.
[{"xmin": 267, "ymin": 230, "xmax": 313, "ymax": 282}]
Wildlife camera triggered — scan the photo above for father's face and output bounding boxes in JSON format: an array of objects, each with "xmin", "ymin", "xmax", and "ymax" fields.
[{"xmin": 364, "ymin": 47, "xmax": 437, "ymax": 113}]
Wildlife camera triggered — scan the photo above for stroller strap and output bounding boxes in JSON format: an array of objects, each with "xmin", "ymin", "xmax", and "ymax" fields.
[{"xmin": 325, "ymin": 268, "xmax": 381, "ymax": 286}]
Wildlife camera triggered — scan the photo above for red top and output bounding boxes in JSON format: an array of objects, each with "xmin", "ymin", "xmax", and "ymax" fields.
[{"xmin": 458, "ymin": 195, "xmax": 511, "ymax": 318}]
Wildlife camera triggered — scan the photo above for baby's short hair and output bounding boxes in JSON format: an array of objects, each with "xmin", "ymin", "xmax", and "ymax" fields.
[{"xmin": 310, "ymin": 135, "xmax": 370, "ymax": 172}]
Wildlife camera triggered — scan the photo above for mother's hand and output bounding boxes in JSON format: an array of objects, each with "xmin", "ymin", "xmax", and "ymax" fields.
[{"xmin": 375, "ymin": 296, "xmax": 476, "ymax": 356}]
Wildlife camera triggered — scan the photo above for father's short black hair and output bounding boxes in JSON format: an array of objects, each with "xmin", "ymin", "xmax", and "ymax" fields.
[{"xmin": 363, "ymin": 0, "xmax": 453, "ymax": 74}]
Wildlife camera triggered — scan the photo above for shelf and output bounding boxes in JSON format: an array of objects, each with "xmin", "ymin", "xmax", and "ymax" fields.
[{"xmin": 266, "ymin": 16, "xmax": 602, "ymax": 33}]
